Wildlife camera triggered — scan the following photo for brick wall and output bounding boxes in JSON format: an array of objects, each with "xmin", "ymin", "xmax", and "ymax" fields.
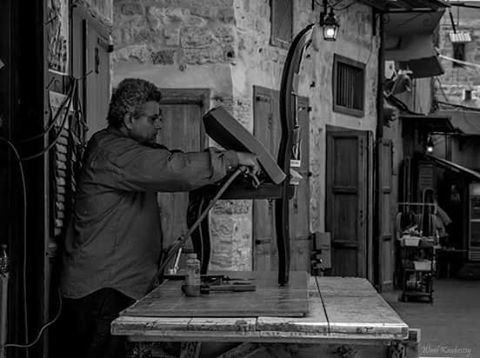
[{"xmin": 437, "ymin": 4, "xmax": 480, "ymax": 107}]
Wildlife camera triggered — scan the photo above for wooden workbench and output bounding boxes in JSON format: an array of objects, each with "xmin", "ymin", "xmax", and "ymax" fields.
[{"xmin": 112, "ymin": 272, "xmax": 417, "ymax": 358}]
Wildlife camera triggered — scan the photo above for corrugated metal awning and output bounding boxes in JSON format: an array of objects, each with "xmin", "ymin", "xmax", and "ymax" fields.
[
  {"xmin": 424, "ymin": 154, "xmax": 480, "ymax": 181},
  {"xmin": 449, "ymin": 31, "xmax": 472, "ymax": 43}
]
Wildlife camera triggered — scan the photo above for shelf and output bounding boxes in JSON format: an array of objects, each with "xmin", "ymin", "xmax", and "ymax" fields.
[
  {"xmin": 403, "ymin": 268, "xmax": 432, "ymax": 273},
  {"xmin": 403, "ymin": 291, "xmax": 431, "ymax": 297}
]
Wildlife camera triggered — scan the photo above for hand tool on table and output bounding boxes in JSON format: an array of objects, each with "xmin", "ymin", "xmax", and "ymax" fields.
[
  {"xmin": 199, "ymin": 282, "xmax": 256, "ymax": 294},
  {"xmin": 180, "ymin": 276, "xmax": 256, "ymax": 295}
]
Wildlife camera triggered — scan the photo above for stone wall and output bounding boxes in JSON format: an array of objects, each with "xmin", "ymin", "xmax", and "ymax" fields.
[
  {"xmin": 74, "ymin": 0, "xmax": 113, "ymax": 25},
  {"xmin": 111, "ymin": 0, "xmax": 379, "ymax": 270},
  {"xmin": 437, "ymin": 3, "xmax": 480, "ymax": 107},
  {"xmin": 297, "ymin": 1, "xmax": 379, "ymax": 232}
]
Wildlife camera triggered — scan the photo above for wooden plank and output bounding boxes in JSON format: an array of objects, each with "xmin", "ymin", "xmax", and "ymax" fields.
[
  {"xmin": 317, "ymin": 277, "xmax": 408, "ymax": 338},
  {"xmin": 256, "ymin": 296, "xmax": 328, "ymax": 335},
  {"xmin": 121, "ymin": 271, "xmax": 309, "ymax": 318},
  {"xmin": 187, "ymin": 318, "xmax": 257, "ymax": 332},
  {"xmin": 316, "ymin": 276, "xmax": 377, "ymax": 297},
  {"xmin": 256, "ymin": 277, "xmax": 328, "ymax": 334},
  {"xmin": 111, "ymin": 316, "xmax": 192, "ymax": 336},
  {"xmin": 322, "ymin": 294, "xmax": 408, "ymax": 338}
]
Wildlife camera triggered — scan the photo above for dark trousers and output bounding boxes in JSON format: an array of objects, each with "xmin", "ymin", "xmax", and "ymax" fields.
[{"xmin": 57, "ymin": 288, "xmax": 135, "ymax": 358}]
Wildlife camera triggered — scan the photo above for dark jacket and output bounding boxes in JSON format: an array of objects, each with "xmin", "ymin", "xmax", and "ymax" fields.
[{"xmin": 60, "ymin": 127, "xmax": 238, "ymax": 300}]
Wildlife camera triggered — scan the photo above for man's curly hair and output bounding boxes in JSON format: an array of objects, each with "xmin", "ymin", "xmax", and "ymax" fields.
[{"xmin": 107, "ymin": 78, "xmax": 162, "ymax": 128}]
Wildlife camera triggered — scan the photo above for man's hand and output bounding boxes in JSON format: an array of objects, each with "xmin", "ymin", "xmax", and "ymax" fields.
[{"xmin": 236, "ymin": 152, "xmax": 260, "ymax": 176}]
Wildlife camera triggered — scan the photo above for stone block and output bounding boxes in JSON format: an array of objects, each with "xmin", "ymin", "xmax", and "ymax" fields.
[
  {"xmin": 183, "ymin": 46, "xmax": 226, "ymax": 64},
  {"xmin": 213, "ymin": 26, "xmax": 235, "ymax": 45},
  {"xmin": 112, "ymin": 44, "xmax": 152, "ymax": 63},
  {"xmin": 181, "ymin": 27, "xmax": 215, "ymax": 48},
  {"xmin": 255, "ymin": 19, "xmax": 266, "ymax": 34},
  {"xmin": 120, "ymin": 3, "xmax": 143, "ymax": 16},
  {"xmin": 190, "ymin": 5, "xmax": 218, "ymax": 20},
  {"xmin": 210, "ymin": 216, "xmax": 235, "ymax": 238},
  {"xmin": 212, "ymin": 200, "xmax": 251, "ymax": 215},
  {"xmin": 218, "ymin": 7, "xmax": 235, "ymax": 23},
  {"xmin": 135, "ymin": 28, "xmax": 156, "ymax": 43},
  {"xmin": 164, "ymin": 27, "xmax": 181, "ymax": 46},
  {"xmin": 151, "ymin": 50, "xmax": 176, "ymax": 65}
]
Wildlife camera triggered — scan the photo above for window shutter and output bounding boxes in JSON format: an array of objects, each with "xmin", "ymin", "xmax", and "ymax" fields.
[{"xmin": 271, "ymin": 0, "xmax": 292, "ymax": 48}]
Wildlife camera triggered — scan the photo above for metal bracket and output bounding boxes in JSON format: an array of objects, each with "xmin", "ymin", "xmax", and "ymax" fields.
[
  {"xmin": 389, "ymin": 341, "xmax": 406, "ymax": 358},
  {"xmin": 335, "ymin": 345, "xmax": 357, "ymax": 358},
  {"xmin": 128, "ymin": 343, "xmax": 153, "ymax": 358}
]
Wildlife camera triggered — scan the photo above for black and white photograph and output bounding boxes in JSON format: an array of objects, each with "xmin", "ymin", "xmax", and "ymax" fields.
[{"xmin": 0, "ymin": 0, "xmax": 479, "ymax": 357}]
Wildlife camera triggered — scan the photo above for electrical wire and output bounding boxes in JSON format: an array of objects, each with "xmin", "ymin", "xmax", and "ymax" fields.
[
  {"xmin": 0, "ymin": 78, "xmax": 79, "ymax": 352},
  {"xmin": 449, "ymin": 3, "xmax": 480, "ymax": 9},
  {"xmin": 18, "ymin": 82, "xmax": 76, "ymax": 144},
  {"xmin": 329, "ymin": 0, "xmax": 355, "ymax": 11},
  {"xmin": 438, "ymin": 53, "xmax": 480, "ymax": 71},
  {"xmin": 3, "ymin": 289, "xmax": 63, "ymax": 350},
  {"xmin": 436, "ymin": 100, "xmax": 480, "ymax": 112},
  {"xmin": 315, "ymin": 0, "xmax": 356, "ymax": 11},
  {"xmin": 21, "ymin": 79, "xmax": 78, "ymax": 161},
  {"xmin": 0, "ymin": 79, "xmax": 81, "ymax": 351},
  {"xmin": 0, "ymin": 137, "xmax": 28, "ymax": 350}
]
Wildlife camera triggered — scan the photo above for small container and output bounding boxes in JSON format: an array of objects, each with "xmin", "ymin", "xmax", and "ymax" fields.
[
  {"xmin": 414, "ymin": 260, "xmax": 432, "ymax": 271},
  {"xmin": 0, "ymin": 244, "xmax": 8, "ymax": 275},
  {"xmin": 183, "ymin": 253, "xmax": 201, "ymax": 297}
]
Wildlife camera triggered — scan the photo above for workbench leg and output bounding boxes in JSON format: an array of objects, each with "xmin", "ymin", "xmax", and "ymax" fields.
[
  {"xmin": 216, "ymin": 343, "xmax": 265, "ymax": 358},
  {"xmin": 128, "ymin": 343, "xmax": 152, "ymax": 358},
  {"xmin": 128, "ymin": 342, "xmax": 183, "ymax": 358},
  {"xmin": 389, "ymin": 329, "xmax": 420, "ymax": 358},
  {"xmin": 179, "ymin": 342, "xmax": 201, "ymax": 358}
]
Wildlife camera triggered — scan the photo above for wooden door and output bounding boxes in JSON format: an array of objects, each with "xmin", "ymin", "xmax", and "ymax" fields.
[
  {"xmin": 253, "ymin": 86, "xmax": 280, "ymax": 271},
  {"xmin": 326, "ymin": 129, "xmax": 368, "ymax": 277},
  {"xmin": 72, "ymin": 4, "xmax": 110, "ymax": 139},
  {"xmin": 378, "ymin": 140, "xmax": 394, "ymax": 290},
  {"xmin": 290, "ymin": 98, "xmax": 310, "ymax": 271},
  {"xmin": 253, "ymin": 86, "xmax": 310, "ymax": 271},
  {"xmin": 157, "ymin": 90, "xmax": 209, "ymax": 249}
]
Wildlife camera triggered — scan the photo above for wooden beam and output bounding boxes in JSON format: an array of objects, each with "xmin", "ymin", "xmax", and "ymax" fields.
[
  {"xmin": 357, "ymin": 0, "xmax": 446, "ymax": 12},
  {"xmin": 356, "ymin": 0, "xmax": 387, "ymax": 11}
]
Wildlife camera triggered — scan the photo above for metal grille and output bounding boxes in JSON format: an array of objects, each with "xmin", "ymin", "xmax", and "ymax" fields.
[{"xmin": 335, "ymin": 61, "xmax": 364, "ymax": 111}]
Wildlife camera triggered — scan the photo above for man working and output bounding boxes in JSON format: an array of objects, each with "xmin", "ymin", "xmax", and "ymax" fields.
[{"xmin": 58, "ymin": 78, "xmax": 259, "ymax": 358}]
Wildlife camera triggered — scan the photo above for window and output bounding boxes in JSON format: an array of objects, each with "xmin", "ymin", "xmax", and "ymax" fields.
[
  {"xmin": 332, "ymin": 54, "xmax": 365, "ymax": 117},
  {"xmin": 453, "ymin": 43, "xmax": 465, "ymax": 67},
  {"xmin": 270, "ymin": 0, "xmax": 292, "ymax": 48}
]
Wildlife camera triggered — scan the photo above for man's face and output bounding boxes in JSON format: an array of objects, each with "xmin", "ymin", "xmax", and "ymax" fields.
[{"xmin": 127, "ymin": 101, "xmax": 162, "ymax": 144}]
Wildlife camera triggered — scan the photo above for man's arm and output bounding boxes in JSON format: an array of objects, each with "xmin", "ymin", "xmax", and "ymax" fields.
[{"xmin": 111, "ymin": 144, "xmax": 257, "ymax": 192}]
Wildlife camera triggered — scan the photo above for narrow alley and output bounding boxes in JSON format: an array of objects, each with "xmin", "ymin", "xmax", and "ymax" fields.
[{"xmin": 383, "ymin": 279, "xmax": 480, "ymax": 358}]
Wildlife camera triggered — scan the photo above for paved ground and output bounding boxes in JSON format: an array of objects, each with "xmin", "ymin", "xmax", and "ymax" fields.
[{"xmin": 382, "ymin": 279, "xmax": 480, "ymax": 358}]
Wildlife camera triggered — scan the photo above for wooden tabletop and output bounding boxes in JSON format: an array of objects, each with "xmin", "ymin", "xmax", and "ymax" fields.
[
  {"xmin": 112, "ymin": 273, "xmax": 409, "ymax": 344},
  {"xmin": 121, "ymin": 271, "xmax": 309, "ymax": 318}
]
